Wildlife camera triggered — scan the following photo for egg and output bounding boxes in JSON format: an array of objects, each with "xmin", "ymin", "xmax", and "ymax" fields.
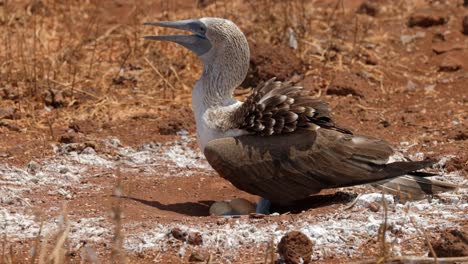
[
  {"xmin": 209, "ymin": 201, "xmax": 232, "ymax": 216},
  {"xmin": 229, "ymin": 198, "xmax": 256, "ymax": 215}
]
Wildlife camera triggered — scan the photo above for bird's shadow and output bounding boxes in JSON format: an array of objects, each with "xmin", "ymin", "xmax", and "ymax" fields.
[
  {"xmin": 123, "ymin": 196, "xmax": 214, "ymax": 216},
  {"xmin": 272, "ymin": 191, "xmax": 357, "ymax": 214},
  {"xmin": 123, "ymin": 191, "xmax": 356, "ymax": 216}
]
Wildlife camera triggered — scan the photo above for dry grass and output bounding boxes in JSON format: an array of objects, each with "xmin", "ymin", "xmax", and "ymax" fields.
[{"xmin": 0, "ymin": 0, "xmax": 379, "ymax": 128}]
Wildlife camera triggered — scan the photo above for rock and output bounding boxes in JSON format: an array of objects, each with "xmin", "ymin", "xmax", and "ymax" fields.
[
  {"xmin": 356, "ymin": 1, "xmax": 379, "ymax": 17},
  {"xmin": 26, "ymin": 160, "xmax": 41, "ymax": 174},
  {"xmin": 187, "ymin": 232, "xmax": 203, "ymax": 245},
  {"xmin": 0, "ymin": 107, "xmax": 17, "ymax": 120},
  {"xmin": 432, "ymin": 32, "xmax": 445, "ymax": 43},
  {"xmin": 465, "ymin": 0, "xmax": 468, "ymax": 7},
  {"xmin": 432, "ymin": 42, "xmax": 464, "ymax": 54},
  {"xmin": 81, "ymin": 147, "xmax": 96, "ymax": 155},
  {"xmin": 327, "ymin": 72, "xmax": 365, "ymax": 98},
  {"xmin": 209, "ymin": 201, "xmax": 232, "ymax": 216},
  {"xmin": 249, "ymin": 213, "xmax": 266, "ymax": 219},
  {"xmin": 378, "ymin": 120, "xmax": 391, "ymax": 128},
  {"xmin": 170, "ymin": 228, "xmax": 187, "ymax": 241},
  {"xmin": 430, "ymin": 229, "xmax": 468, "ymax": 257},
  {"xmin": 439, "ymin": 55, "xmax": 462, "ymax": 72},
  {"xmin": 368, "ymin": 202, "xmax": 380, "ymax": 212},
  {"xmin": 403, "ymin": 80, "xmax": 418, "ymax": 92},
  {"xmin": 61, "ymin": 142, "xmax": 96, "ymax": 154},
  {"xmin": 463, "ymin": 16, "xmax": 468, "ymax": 35},
  {"xmin": 278, "ymin": 231, "xmax": 313, "ymax": 264},
  {"xmin": 400, "ymin": 32, "xmax": 426, "ymax": 45},
  {"xmin": 188, "ymin": 251, "xmax": 206, "ymax": 262},
  {"xmin": 195, "ymin": 0, "xmax": 215, "ymax": 8},
  {"xmin": 59, "ymin": 132, "xmax": 82, "ymax": 144},
  {"xmin": 68, "ymin": 121, "xmax": 81, "ymax": 132},
  {"xmin": 408, "ymin": 9, "xmax": 448, "ymax": 28},
  {"xmin": 216, "ymin": 218, "xmax": 228, "ymax": 225},
  {"xmin": 359, "ymin": 50, "xmax": 378, "ymax": 65},
  {"xmin": 229, "ymin": 198, "xmax": 256, "ymax": 215},
  {"xmin": 43, "ymin": 89, "xmax": 69, "ymax": 108}
]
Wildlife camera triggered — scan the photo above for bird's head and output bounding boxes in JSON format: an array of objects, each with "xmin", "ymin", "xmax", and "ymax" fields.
[{"xmin": 144, "ymin": 18, "xmax": 249, "ymax": 68}]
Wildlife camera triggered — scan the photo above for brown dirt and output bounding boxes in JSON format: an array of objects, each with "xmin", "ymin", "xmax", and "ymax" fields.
[
  {"xmin": 431, "ymin": 229, "xmax": 468, "ymax": 257},
  {"xmin": 241, "ymin": 42, "xmax": 303, "ymax": 88},
  {"xmin": 278, "ymin": 231, "xmax": 314, "ymax": 264},
  {"xmin": 0, "ymin": 0, "xmax": 467, "ymax": 263}
]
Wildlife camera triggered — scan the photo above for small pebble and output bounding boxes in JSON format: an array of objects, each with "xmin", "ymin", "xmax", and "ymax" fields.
[
  {"xmin": 188, "ymin": 251, "xmax": 206, "ymax": 262},
  {"xmin": 170, "ymin": 228, "xmax": 187, "ymax": 241},
  {"xmin": 26, "ymin": 160, "xmax": 41, "ymax": 174},
  {"xmin": 368, "ymin": 202, "xmax": 380, "ymax": 212},
  {"xmin": 187, "ymin": 232, "xmax": 203, "ymax": 245}
]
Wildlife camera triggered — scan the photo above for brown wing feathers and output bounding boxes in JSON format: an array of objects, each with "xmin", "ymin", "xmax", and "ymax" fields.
[
  {"xmin": 232, "ymin": 78, "xmax": 348, "ymax": 135},
  {"xmin": 205, "ymin": 79, "xmax": 457, "ymax": 203}
]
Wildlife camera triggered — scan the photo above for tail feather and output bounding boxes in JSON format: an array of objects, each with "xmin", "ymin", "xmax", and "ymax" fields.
[{"xmin": 372, "ymin": 175, "xmax": 458, "ymax": 201}]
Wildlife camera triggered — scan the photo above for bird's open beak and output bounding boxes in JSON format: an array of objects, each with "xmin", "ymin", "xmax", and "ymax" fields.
[{"xmin": 144, "ymin": 19, "xmax": 212, "ymax": 56}]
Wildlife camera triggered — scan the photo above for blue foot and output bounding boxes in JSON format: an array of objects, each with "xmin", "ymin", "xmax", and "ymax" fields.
[{"xmin": 255, "ymin": 197, "xmax": 271, "ymax": 214}]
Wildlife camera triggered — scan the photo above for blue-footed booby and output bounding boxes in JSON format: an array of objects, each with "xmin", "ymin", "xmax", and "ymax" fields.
[{"xmin": 144, "ymin": 18, "xmax": 456, "ymax": 214}]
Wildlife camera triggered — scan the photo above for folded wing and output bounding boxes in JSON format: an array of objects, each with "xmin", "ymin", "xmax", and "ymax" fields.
[{"xmin": 204, "ymin": 128, "xmax": 435, "ymax": 204}]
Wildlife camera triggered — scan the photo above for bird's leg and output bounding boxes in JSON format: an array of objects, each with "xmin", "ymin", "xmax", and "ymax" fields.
[{"xmin": 255, "ymin": 197, "xmax": 271, "ymax": 214}]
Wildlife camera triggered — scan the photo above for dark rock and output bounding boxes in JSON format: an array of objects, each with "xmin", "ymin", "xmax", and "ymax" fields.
[
  {"xmin": 356, "ymin": 1, "xmax": 379, "ymax": 17},
  {"xmin": 379, "ymin": 120, "xmax": 391, "ymax": 128},
  {"xmin": 112, "ymin": 75, "xmax": 137, "ymax": 85},
  {"xmin": 68, "ymin": 121, "xmax": 81, "ymax": 133},
  {"xmin": 61, "ymin": 142, "xmax": 96, "ymax": 154},
  {"xmin": 188, "ymin": 251, "xmax": 206, "ymax": 262},
  {"xmin": 278, "ymin": 231, "xmax": 313, "ymax": 264},
  {"xmin": 170, "ymin": 228, "xmax": 187, "ymax": 241},
  {"xmin": 430, "ymin": 229, "xmax": 468, "ymax": 257},
  {"xmin": 195, "ymin": 0, "xmax": 215, "ymax": 8},
  {"xmin": 432, "ymin": 42, "xmax": 464, "ymax": 54},
  {"xmin": 359, "ymin": 50, "xmax": 378, "ymax": 65},
  {"xmin": 59, "ymin": 132, "xmax": 86, "ymax": 144},
  {"xmin": 439, "ymin": 55, "xmax": 462, "ymax": 72},
  {"xmin": 43, "ymin": 89, "xmax": 69, "ymax": 108},
  {"xmin": 432, "ymin": 32, "xmax": 445, "ymax": 43},
  {"xmin": 408, "ymin": 9, "xmax": 448, "ymax": 28},
  {"xmin": 187, "ymin": 232, "xmax": 203, "ymax": 245},
  {"xmin": 463, "ymin": 16, "xmax": 468, "ymax": 35}
]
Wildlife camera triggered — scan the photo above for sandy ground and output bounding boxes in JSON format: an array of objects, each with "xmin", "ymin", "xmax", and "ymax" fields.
[{"xmin": 0, "ymin": 0, "xmax": 467, "ymax": 263}]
